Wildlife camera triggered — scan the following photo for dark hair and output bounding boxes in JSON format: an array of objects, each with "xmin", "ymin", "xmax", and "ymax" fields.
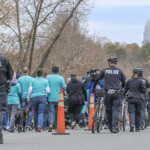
[
  {"xmin": 52, "ymin": 66, "xmax": 59, "ymax": 74},
  {"xmin": 37, "ymin": 68, "xmax": 43, "ymax": 76}
]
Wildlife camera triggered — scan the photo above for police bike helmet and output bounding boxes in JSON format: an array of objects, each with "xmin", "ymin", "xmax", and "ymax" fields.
[
  {"xmin": 136, "ymin": 68, "xmax": 143, "ymax": 76},
  {"xmin": 107, "ymin": 56, "xmax": 118, "ymax": 63}
]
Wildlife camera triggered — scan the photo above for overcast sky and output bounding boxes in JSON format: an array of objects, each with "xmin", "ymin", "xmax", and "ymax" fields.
[{"xmin": 87, "ymin": 0, "xmax": 150, "ymax": 45}]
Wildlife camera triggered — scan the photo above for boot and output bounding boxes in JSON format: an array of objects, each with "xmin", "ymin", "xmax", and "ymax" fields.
[
  {"xmin": 0, "ymin": 131, "xmax": 3, "ymax": 144},
  {"xmin": 130, "ymin": 126, "xmax": 134, "ymax": 132}
]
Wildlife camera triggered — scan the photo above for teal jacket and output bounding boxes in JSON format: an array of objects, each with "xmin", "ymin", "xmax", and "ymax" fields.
[
  {"xmin": 47, "ymin": 74, "xmax": 65, "ymax": 102},
  {"xmin": 18, "ymin": 75, "xmax": 33, "ymax": 98},
  {"xmin": 8, "ymin": 82, "xmax": 21, "ymax": 105}
]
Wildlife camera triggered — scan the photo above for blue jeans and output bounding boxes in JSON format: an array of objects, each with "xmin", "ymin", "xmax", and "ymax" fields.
[
  {"xmin": 21, "ymin": 98, "xmax": 32, "ymax": 127},
  {"xmin": 43, "ymin": 104, "xmax": 49, "ymax": 128},
  {"xmin": 48, "ymin": 102, "xmax": 58, "ymax": 128},
  {"xmin": 27, "ymin": 106, "xmax": 33, "ymax": 126},
  {"xmin": 31, "ymin": 96, "xmax": 47, "ymax": 130},
  {"xmin": 21, "ymin": 98, "xmax": 28, "ymax": 109}
]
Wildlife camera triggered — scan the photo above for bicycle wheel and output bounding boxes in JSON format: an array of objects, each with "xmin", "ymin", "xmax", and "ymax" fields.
[
  {"xmin": 92, "ymin": 104, "xmax": 100, "ymax": 134},
  {"xmin": 123, "ymin": 107, "xmax": 126, "ymax": 131},
  {"xmin": 97, "ymin": 104, "xmax": 104, "ymax": 133},
  {"xmin": 145, "ymin": 117, "xmax": 147, "ymax": 129},
  {"xmin": 92, "ymin": 121, "xmax": 98, "ymax": 134}
]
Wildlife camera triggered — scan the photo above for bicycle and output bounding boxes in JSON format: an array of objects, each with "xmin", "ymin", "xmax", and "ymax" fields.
[
  {"xmin": 119, "ymin": 98, "xmax": 128, "ymax": 132},
  {"xmin": 92, "ymin": 97, "xmax": 105, "ymax": 134}
]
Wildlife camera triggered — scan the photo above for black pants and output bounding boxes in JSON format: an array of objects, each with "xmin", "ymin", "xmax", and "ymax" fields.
[
  {"xmin": 68, "ymin": 104, "xmax": 83, "ymax": 124},
  {"xmin": 128, "ymin": 98, "xmax": 142, "ymax": 129},
  {"xmin": 104, "ymin": 92, "xmax": 121, "ymax": 130},
  {"xmin": 0, "ymin": 92, "xmax": 7, "ymax": 134}
]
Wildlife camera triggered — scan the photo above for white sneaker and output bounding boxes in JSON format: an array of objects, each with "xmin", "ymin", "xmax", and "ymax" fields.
[
  {"xmin": 75, "ymin": 125, "xmax": 80, "ymax": 130},
  {"xmin": 71, "ymin": 122, "xmax": 75, "ymax": 129}
]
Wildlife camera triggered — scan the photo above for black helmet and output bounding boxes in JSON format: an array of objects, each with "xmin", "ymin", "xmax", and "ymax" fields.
[
  {"xmin": 133, "ymin": 68, "xmax": 140, "ymax": 74},
  {"xmin": 107, "ymin": 56, "xmax": 118, "ymax": 63},
  {"xmin": 136, "ymin": 68, "xmax": 143, "ymax": 76}
]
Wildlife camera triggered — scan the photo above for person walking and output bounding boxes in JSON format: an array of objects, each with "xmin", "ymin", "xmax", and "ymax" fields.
[
  {"xmin": 137, "ymin": 68, "xmax": 150, "ymax": 130},
  {"xmin": 28, "ymin": 68, "xmax": 50, "ymax": 132},
  {"xmin": 18, "ymin": 67, "xmax": 33, "ymax": 130},
  {"xmin": 7, "ymin": 73, "xmax": 22, "ymax": 132},
  {"xmin": 0, "ymin": 53, "xmax": 13, "ymax": 144},
  {"xmin": 47, "ymin": 66, "xmax": 65, "ymax": 132},
  {"xmin": 92, "ymin": 56, "xmax": 126, "ymax": 133},
  {"xmin": 124, "ymin": 69, "xmax": 146, "ymax": 132},
  {"xmin": 66, "ymin": 74, "xmax": 87, "ymax": 130}
]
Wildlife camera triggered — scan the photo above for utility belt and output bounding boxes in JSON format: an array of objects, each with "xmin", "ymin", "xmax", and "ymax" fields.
[{"xmin": 105, "ymin": 89, "xmax": 121, "ymax": 94}]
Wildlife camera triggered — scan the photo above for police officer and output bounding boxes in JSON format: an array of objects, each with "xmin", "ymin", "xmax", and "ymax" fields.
[
  {"xmin": 92, "ymin": 56, "xmax": 126, "ymax": 133},
  {"xmin": 137, "ymin": 68, "xmax": 150, "ymax": 130},
  {"xmin": 124, "ymin": 69, "xmax": 146, "ymax": 132},
  {"xmin": 0, "ymin": 53, "xmax": 13, "ymax": 144}
]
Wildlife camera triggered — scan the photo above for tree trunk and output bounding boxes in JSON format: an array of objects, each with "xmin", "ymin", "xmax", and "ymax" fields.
[{"xmin": 32, "ymin": 0, "xmax": 84, "ymax": 76}]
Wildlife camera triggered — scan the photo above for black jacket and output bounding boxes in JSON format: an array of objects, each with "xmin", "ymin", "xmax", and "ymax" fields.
[
  {"xmin": 66, "ymin": 79, "xmax": 87, "ymax": 105},
  {"xmin": 124, "ymin": 78, "xmax": 146, "ymax": 99},
  {"xmin": 0, "ymin": 54, "xmax": 13, "ymax": 92}
]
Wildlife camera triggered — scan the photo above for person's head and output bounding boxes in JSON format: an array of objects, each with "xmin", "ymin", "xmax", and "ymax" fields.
[
  {"xmin": 52, "ymin": 66, "xmax": 59, "ymax": 74},
  {"xmin": 71, "ymin": 74, "xmax": 76, "ymax": 80},
  {"xmin": 37, "ymin": 68, "xmax": 43, "ymax": 77},
  {"xmin": 43, "ymin": 72, "xmax": 47, "ymax": 78},
  {"xmin": 107, "ymin": 56, "xmax": 118, "ymax": 66},
  {"xmin": 16, "ymin": 74, "xmax": 20, "ymax": 79},
  {"xmin": 23, "ymin": 67, "xmax": 29, "ymax": 75},
  {"xmin": 133, "ymin": 68, "xmax": 139, "ymax": 79}
]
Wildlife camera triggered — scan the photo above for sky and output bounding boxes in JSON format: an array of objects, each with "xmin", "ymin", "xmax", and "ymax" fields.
[{"xmin": 87, "ymin": 0, "xmax": 150, "ymax": 45}]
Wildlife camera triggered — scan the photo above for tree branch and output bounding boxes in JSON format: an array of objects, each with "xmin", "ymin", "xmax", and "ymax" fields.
[
  {"xmin": 32, "ymin": 0, "xmax": 84, "ymax": 76},
  {"xmin": 37, "ymin": 0, "xmax": 65, "ymax": 27},
  {"xmin": 1, "ymin": 20, "xmax": 19, "ymax": 37}
]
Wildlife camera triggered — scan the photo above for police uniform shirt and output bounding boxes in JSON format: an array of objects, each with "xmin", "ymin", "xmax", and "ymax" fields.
[
  {"xmin": 98, "ymin": 66, "xmax": 126, "ymax": 90},
  {"xmin": 124, "ymin": 78, "xmax": 146, "ymax": 99},
  {"xmin": 139, "ymin": 76, "xmax": 150, "ymax": 90}
]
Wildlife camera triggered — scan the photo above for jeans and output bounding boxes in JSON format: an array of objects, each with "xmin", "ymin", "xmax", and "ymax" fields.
[
  {"xmin": 48, "ymin": 102, "xmax": 58, "ymax": 128},
  {"xmin": 27, "ymin": 106, "xmax": 33, "ymax": 126},
  {"xmin": 21, "ymin": 98, "xmax": 27, "ymax": 109},
  {"xmin": 43, "ymin": 104, "xmax": 49, "ymax": 128},
  {"xmin": 7, "ymin": 104, "xmax": 19, "ymax": 130},
  {"xmin": 0, "ymin": 92, "xmax": 7, "ymax": 132},
  {"xmin": 3, "ymin": 111, "xmax": 9, "ymax": 127},
  {"xmin": 31, "ymin": 96, "xmax": 47, "ymax": 130},
  {"xmin": 21, "ymin": 98, "xmax": 33, "ymax": 127}
]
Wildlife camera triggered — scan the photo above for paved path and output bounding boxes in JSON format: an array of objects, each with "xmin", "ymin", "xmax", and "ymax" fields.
[{"xmin": 1, "ymin": 127, "xmax": 150, "ymax": 150}]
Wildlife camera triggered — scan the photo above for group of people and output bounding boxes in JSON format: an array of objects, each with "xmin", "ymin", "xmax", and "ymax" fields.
[{"xmin": 0, "ymin": 52, "xmax": 150, "ymax": 145}]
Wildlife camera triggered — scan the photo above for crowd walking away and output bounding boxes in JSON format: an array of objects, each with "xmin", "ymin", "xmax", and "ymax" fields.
[{"xmin": 1, "ymin": 52, "xmax": 150, "ymax": 144}]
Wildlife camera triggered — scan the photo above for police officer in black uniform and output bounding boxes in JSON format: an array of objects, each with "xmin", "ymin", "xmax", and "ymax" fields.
[
  {"xmin": 0, "ymin": 53, "xmax": 13, "ymax": 144},
  {"xmin": 124, "ymin": 69, "xmax": 146, "ymax": 132},
  {"xmin": 137, "ymin": 68, "xmax": 150, "ymax": 130},
  {"xmin": 92, "ymin": 56, "xmax": 126, "ymax": 133}
]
